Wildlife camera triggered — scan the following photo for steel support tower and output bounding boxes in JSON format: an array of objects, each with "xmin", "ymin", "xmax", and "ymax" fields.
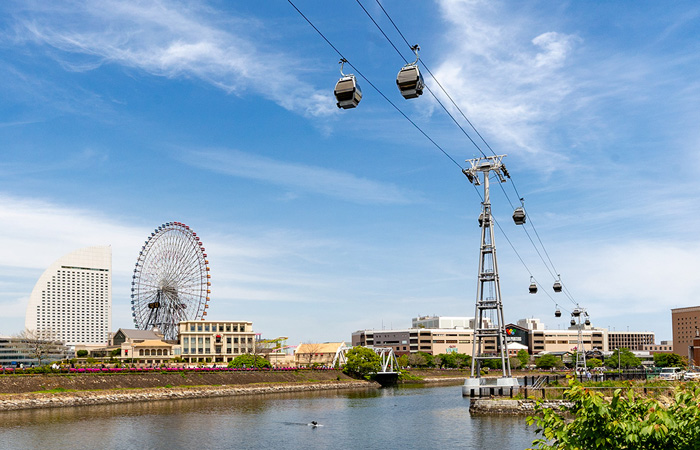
[
  {"xmin": 571, "ymin": 306, "xmax": 588, "ymax": 373},
  {"xmin": 464, "ymin": 155, "xmax": 512, "ymax": 379}
]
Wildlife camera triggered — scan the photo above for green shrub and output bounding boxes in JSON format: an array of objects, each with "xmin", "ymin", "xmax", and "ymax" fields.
[{"xmin": 528, "ymin": 379, "xmax": 700, "ymax": 449}]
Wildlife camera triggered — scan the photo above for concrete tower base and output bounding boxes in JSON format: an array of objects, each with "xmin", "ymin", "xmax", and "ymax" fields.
[{"xmin": 462, "ymin": 377, "xmax": 520, "ymax": 397}]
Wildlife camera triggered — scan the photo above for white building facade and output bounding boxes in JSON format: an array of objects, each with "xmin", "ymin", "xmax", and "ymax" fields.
[{"xmin": 25, "ymin": 246, "xmax": 112, "ymax": 346}]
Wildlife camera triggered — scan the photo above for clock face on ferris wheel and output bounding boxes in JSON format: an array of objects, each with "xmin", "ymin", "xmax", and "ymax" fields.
[{"xmin": 131, "ymin": 221, "xmax": 211, "ymax": 340}]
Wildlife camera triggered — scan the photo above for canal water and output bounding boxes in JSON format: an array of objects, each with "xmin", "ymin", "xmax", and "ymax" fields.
[{"xmin": 0, "ymin": 384, "xmax": 537, "ymax": 450}]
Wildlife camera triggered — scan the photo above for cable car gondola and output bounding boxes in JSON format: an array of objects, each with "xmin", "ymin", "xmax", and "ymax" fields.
[
  {"xmin": 555, "ymin": 306, "xmax": 561, "ymax": 318},
  {"xmin": 396, "ymin": 45, "xmax": 424, "ymax": 99},
  {"xmin": 528, "ymin": 276, "xmax": 538, "ymax": 294},
  {"xmin": 334, "ymin": 59, "xmax": 362, "ymax": 109},
  {"xmin": 585, "ymin": 318, "xmax": 591, "ymax": 326},
  {"xmin": 553, "ymin": 275, "xmax": 562, "ymax": 293},
  {"xmin": 570, "ymin": 319, "xmax": 576, "ymax": 326},
  {"xmin": 512, "ymin": 207, "xmax": 526, "ymax": 225}
]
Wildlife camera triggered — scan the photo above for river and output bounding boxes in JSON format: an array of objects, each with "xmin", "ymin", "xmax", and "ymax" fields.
[{"xmin": 0, "ymin": 383, "xmax": 537, "ymax": 450}]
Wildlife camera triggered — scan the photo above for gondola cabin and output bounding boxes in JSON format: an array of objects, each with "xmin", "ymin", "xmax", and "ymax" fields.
[
  {"xmin": 555, "ymin": 308, "xmax": 561, "ymax": 318},
  {"xmin": 334, "ymin": 75, "xmax": 362, "ymax": 109},
  {"xmin": 529, "ymin": 281, "xmax": 538, "ymax": 294},
  {"xmin": 512, "ymin": 207, "xmax": 526, "ymax": 225},
  {"xmin": 396, "ymin": 64, "xmax": 424, "ymax": 99},
  {"xmin": 553, "ymin": 281, "xmax": 562, "ymax": 292}
]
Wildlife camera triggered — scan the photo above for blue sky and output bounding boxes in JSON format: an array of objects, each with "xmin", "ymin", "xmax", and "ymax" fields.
[{"xmin": 1, "ymin": 0, "xmax": 699, "ymax": 345}]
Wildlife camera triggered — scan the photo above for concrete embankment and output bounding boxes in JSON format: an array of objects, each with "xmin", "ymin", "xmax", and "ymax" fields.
[
  {"xmin": 469, "ymin": 398, "xmax": 572, "ymax": 415},
  {"xmin": 0, "ymin": 380, "xmax": 375, "ymax": 411},
  {"xmin": 0, "ymin": 370, "xmax": 380, "ymax": 411},
  {"xmin": 0, "ymin": 369, "xmax": 474, "ymax": 411}
]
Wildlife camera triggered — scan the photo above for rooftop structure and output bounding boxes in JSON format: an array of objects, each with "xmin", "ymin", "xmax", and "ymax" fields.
[
  {"xmin": 412, "ymin": 316, "xmax": 471, "ymax": 329},
  {"xmin": 25, "ymin": 246, "xmax": 112, "ymax": 346},
  {"xmin": 517, "ymin": 318, "xmax": 545, "ymax": 331}
]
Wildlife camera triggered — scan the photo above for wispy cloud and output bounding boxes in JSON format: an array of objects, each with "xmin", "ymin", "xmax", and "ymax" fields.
[
  {"xmin": 7, "ymin": 0, "xmax": 336, "ymax": 117},
  {"xmin": 179, "ymin": 148, "xmax": 416, "ymax": 204},
  {"xmin": 432, "ymin": 0, "xmax": 579, "ymax": 161}
]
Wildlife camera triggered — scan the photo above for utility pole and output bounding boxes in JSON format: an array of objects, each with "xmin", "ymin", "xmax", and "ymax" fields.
[{"xmin": 462, "ymin": 155, "xmax": 518, "ymax": 396}]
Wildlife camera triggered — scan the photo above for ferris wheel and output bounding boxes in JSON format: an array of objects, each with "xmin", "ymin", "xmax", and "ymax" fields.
[{"xmin": 131, "ymin": 221, "xmax": 211, "ymax": 340}]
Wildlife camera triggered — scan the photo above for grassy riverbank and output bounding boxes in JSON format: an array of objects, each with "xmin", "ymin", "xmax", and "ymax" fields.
[{"xmin": 0, "ymin": 368, "xmax": 473, "ymax": 396}]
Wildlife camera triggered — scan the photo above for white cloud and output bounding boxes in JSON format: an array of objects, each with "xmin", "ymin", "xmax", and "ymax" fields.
[
  {"xmin": 9, "ymin": 0, "xmax": 336, "ymax": 117},
  {"xmin": 532, "ymin": 32, "xmax": 577, "ymax": 69},
  {"xmin": 179, "ymin": 148, "xmax": 416, "ymax": 204},
  {"xmin": 431, "ymin": 0, "xmax": 579, "ymax": 163}
]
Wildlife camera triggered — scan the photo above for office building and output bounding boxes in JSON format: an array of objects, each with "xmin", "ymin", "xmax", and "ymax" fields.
[
  {"xmin": 607, "ymin": 331, "xmax": 655, "ymax": 351},
  {"xmin": 672, "ymin": 306, "xmax": 700, "ymax": 357},
  {"xmin": 351, "ymin": 328, "xmax": 493, "ymax": 356}
]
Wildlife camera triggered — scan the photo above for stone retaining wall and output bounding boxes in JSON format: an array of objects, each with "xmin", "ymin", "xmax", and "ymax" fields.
[
  {"xmin": 0, "ymin": 370, "xmax": 350, "ymax": 394},
  {"xmin": 0, "ymin": 380, "xmax": 374, "ymax": 411},
  {"xmin": 469, "ymin": 398, "xmax": 572, "ymax": 415}
]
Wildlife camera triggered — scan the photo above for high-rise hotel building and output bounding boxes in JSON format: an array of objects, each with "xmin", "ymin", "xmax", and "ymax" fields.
[{"xmin": 25, "ymin": 246, "xmax": 112, "ymax": 346}]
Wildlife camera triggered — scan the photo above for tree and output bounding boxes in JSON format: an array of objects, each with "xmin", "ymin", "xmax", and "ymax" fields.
[
  {"xmin": 528, "ymin": 380, "xmax": 700, "ymax": 449},
  {"xmin": 407, "ymin": 352, "xmax": 426, "ymax": 368},
  {"xmin": 76, "ymin": 350, "xmax": 89, "ymax": 358},
  {"xmin": 481, "ymin": 358, "xmax": 502, "ymax": 370},
  {"xmin": 407, "ymin": 352, "xmax": 434, "ymax": 368},
  {"xmin": 509, "ymin": 356, "xmax": 522, "ymax": 370},
  {"xmin": 454, "ymin": 353, "xmax": 471, "ymax": 368},
  {"xmin": 435, "ymin": 353, "xmax": 457, "ymax": 368},
  {"xmin": 608, "ymin": 348, "xmax": 641, "ymax": 369},
  {"xmin": 654, "ymin": 352, "xmax": 687, "ymax": 368},
  {"xmin": 228, "ymin": 354, "xmax": 271, "ymax": 369},
  {"xmin": 586, "ymin": 358, "xmax": 603, "ymax": 369},
  {"xmin": 517, "ymin": 349, "xmax": 530, "ymax": 368},
  {"xmin": 535, "ymin": 354, "xmax": 564, "ymax": 370},
  {"xmin": 16, "ymin": 329, "xmax": 60, "ymax": 366},
  {"xmin": 396, "ymin": 354, "xmax": 409, "ymax": 368},
  {"xmin": 343, "ymin": 347, "xmax": 381, "ymax": 379}
]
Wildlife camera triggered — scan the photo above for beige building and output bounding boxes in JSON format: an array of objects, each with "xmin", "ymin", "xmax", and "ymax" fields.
[
  {"xmin": 178, "ymin": 320, "xmax": 255, "ymax": 364},
  {"xmin": 294, "ymin": 342, "xmax": 347, "ymax": 367},
  {"xmin": 672, "ymin": 306, "xmax": 700, "ymax": 357},
  {"xmin": 607, "ymin": 331, "xmax": 655, "ymax": 351},
  {"xmin": 643, "ymin": 340, "xmax": 673, "ymax": 354},
  {"xmin": 531, "ymin": 329, "xmax": 606, "ymax": 354},
  {"xmin": 351, "ymin": 328, "xmax": 496, "ymax": 356}
]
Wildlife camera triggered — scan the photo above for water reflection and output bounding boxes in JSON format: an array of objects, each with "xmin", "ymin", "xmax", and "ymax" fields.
[{"xmin": 0, "ymin": 385, "xmax": 536, "ymax": 450}]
